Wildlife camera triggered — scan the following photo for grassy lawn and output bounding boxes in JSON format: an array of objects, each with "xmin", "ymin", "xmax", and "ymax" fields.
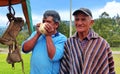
[
  {"xmin": 113, "ymin": 54, "xmax": 120, "ymax": 74},
  {"xmin": 0, "ymin": 53, "xmax": 31, "ymax": 74},
  {"xmin": 0, "ymin": 53, "xmax": 120, "ymax": 74}
]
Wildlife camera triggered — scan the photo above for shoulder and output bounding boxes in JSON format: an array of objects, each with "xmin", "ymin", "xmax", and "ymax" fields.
[
  {"xmin": 66, "ymin": 36, "xmax": 76, "ymax": 42},
  {"xmin": 58, "ymin": 32, "xmax": 66, "ymax": 37},
  {"xmin": 64, "ymin": 37, "xmax": 75, "ymax": 46},
  {"xmin": 30, "ymin": 31, "xmax": 37, "ymax": 36},
  {"xmin": 98, "ymin": 36, "xmax": 109, "ymax": 43},
  {"xmin": 96, "ymin": 36, "xmax": 110, "ymax": 48}
]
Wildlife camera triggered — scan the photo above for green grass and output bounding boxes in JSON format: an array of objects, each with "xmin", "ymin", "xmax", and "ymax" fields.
[
  {"xmin": 113, "ymin": 54, "xmax": 120, "ymax": 74},
  {"xmin": 0, "ymin": 53, "xmax": 120, "ymax": 74},
  {"xmin": 0, "ymin": 53, "xmax": 31, "ymax": 74}
]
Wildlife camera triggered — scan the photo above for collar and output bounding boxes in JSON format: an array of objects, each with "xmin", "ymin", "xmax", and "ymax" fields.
[
  {"xmin": 42, "ymin": 31, "xmax": 59, "ymax": 38},
  {"xmin": 52, "ymin": 31, "xmax": 59, "ymax": 37},
  {"xmin": 72, "ymin": 28, "xmax": 99, "ymax": 40}
]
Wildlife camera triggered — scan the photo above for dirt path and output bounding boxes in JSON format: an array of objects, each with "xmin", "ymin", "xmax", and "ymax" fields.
[{"xmin": 112, "ymin": 51, "xmax": 120, "ymax": 54}]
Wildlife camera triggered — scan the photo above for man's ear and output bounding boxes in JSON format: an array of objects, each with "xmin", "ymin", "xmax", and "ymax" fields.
[
  {"xmin": 55, "ymin": 22, "xmax": 59, "ymax": 29},
  {"xmin": 90, "ymin": 20, "xmax": 94, "ymax": 26}
]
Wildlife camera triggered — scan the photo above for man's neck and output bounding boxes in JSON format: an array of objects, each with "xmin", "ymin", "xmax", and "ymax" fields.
[{"xmin": 78, "ymin": 30, "xmax": 89, "ymax": 41}]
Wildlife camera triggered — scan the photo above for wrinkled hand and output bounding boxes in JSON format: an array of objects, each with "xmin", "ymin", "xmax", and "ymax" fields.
[{"xmin": 44, "ymin": 23, "xmax": 54, "ymax": 36}]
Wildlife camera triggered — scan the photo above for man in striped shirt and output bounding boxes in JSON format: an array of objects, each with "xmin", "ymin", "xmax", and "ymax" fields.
[{"xmin": 60, "ymin": 8, "xmax": 115, "ymax": 74}]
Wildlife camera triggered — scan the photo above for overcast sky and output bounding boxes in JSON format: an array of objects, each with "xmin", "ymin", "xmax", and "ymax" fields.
[{"xmin": 0, "ymin": 0, "xmax": 120, "ymax": 26}]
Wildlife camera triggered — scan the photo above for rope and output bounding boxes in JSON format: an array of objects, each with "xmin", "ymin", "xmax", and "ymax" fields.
[{"xmin": 7, "ymin": 0, "xmax": 15, "ymax": 22}]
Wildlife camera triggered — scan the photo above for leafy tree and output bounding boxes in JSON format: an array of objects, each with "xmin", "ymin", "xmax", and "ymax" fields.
[
  {"xmin": 58, "ymin": 21, "xmax": 69, "ymax": 37},
  {"xmin": 16, "ymin": 30, "xmax": 29, "ymax": 46},
  {"xmin": 93, "ymin": 12, "xmax": 120, "ymax": 47},
  {"xmin": 99, "ymin": 12, "xmax": 109, "ymax": 18}
]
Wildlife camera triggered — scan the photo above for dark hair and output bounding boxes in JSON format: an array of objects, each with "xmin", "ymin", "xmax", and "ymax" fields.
[{"xmin": 43, "ymin": 10, "xmax": 61, "ymax": 23}]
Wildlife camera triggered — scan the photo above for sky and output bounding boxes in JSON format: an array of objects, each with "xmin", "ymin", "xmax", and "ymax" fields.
[{"xmin": 0, "ymin": 0, "xmax": 120, "ymax": 27}]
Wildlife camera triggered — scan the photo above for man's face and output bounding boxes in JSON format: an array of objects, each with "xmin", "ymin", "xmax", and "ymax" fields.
[
  {"xmin": 74, "ymin": 13, "xmax": 93, "ymax": 33},
  {"xmin": 43, "ymin": 16, "xmax": 58, "ymax": 30}
]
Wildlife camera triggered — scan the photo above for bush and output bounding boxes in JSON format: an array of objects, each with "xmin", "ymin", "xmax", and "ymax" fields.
[
  {"xmin": 16, "ymin": 31, "xmax": 29, "ymax": 46},
  {"xmin": 111, "ymin": 40, "xmax": 120, "ymax": 47}
]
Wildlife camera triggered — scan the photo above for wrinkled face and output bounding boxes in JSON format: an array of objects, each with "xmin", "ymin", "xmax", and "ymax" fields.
[
  {"xmin": 43, "ymin": 16, "xmax": 58, "ymax": 30},
  {"xmin": 74, "ymin": 13, "xmax": 94, "ymax": 33}
]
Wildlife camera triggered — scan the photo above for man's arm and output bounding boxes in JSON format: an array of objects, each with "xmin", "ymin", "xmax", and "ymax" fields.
[
  {"xmin": 45, "ymin": 23, "xmax": 66, "ymax": 60},
  {"xmin": 23, "ymin": 23, "xmax": 41, "ymax": 52},
  {"xmin": 60, "ymin": 43, "xmax": 70, "ymax": 74},
  {"xmin": 46, "ymin": 35, "xmax": 56, "ymax": 59},
  {"xmin": 23, "ymin": 33, "xmax": 41, "ymax": 52},
  {"xmin": 107, "ymin": 48, "xmax": 115, "ymax": 74}
]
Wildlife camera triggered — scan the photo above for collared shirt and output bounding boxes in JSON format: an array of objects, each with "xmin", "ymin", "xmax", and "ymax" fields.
[
  {"xmin": 71, "ymin": 29, "xmax": 98, "ymax": 54},
  {"xmin": 60, "ymin": 29, "xmax": 115, "ymax": 74},
  {"xmin": 22, "ymin": 31, "xmax": 67, "ymax": 74},
  {"xmin": 74, "ymin": 29, "xmax": 97, "ymax": 50}
]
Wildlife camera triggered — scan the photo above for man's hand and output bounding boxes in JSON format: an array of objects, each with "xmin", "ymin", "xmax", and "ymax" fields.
[
  {"xmin": 36, "ymin": 23, "xmax": 42, "ymax": 36},
  {"xmin": 44, "ymin": 23, "xmax": 54, "ymax": 36}
]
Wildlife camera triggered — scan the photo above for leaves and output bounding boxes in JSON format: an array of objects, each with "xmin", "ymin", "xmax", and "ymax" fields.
[{"xmin": 93, "ymin": 12, "xmax": 120, "ymax": 47}]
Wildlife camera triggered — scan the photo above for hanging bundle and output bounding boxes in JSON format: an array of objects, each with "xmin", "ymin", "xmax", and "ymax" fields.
[{"xmin": 0, "ymin": 0, "xmax": 25, "ymax": 74}]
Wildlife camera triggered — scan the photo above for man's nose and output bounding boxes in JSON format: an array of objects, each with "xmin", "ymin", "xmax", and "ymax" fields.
[{"xmin": 78, "ymin": 20, "xmax": 83, "ymax": 25}]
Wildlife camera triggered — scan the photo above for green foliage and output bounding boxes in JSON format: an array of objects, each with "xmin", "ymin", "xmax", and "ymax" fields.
[
  {"xmin": 16, "ymin": 30, "xmax": 29, "ymax": 46},
  {"xmin": 93, "ymin": 12, "xmax": 120, "ymax": 47},
  {"xmin": 58, "ymin": 22, "xmax": 69, "ymax": 37},
  {"xmin": 99, "ymin": 12, "xmax": 109, "ymax": 18},
  {"xmin": 72, "ymin": 25, "xmax": 76, "ymax": 34}
]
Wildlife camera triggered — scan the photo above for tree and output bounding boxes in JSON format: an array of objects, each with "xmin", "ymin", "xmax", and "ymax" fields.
[
  {"xmin": 99, "ymin": 12, "xmax": 109, "ymax": 18},
  {"xmin": 58, "ymin": 21, "xmax": 69, "ymax": 37},
  {"xmin": 93, "ymin": 12, "xmax": 120, "ymax": 47}
]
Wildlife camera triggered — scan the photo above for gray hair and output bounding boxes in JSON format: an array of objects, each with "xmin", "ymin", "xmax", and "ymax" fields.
[{"xmin": 43, "ymin": 10, "xmax": 61, "ymax": 24}]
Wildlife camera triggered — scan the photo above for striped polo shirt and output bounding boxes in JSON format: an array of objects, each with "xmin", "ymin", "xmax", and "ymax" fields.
[{"xmin": 60, "ymin": 29, "xmax": 115, "ymax": 74}]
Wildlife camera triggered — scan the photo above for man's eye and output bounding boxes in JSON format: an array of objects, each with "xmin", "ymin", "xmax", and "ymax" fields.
[
  {"xmin": 81, "ymin": 18, "xmax": 87, "ymax": 21},
  {"xmin": 42, "ymin": 20, "xmax": 45, "ymax": 23},
  {"xmin": 75, "ymin": 18, "xmax": 79, "ymax": 21}
]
